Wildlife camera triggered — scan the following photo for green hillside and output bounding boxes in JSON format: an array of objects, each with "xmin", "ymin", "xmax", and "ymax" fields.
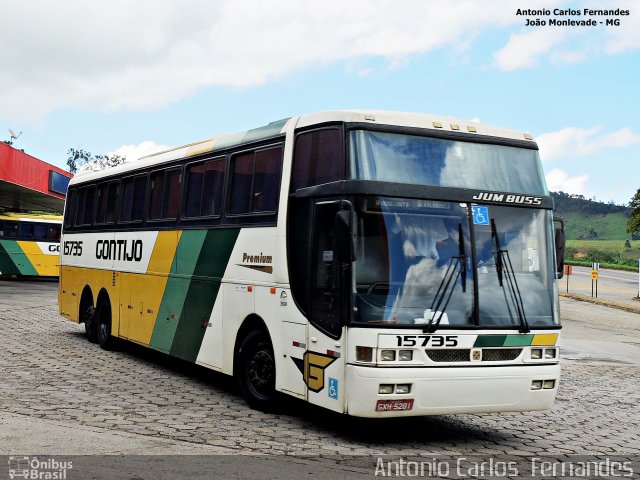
[
  {"xmin": 551, "ymin": 192, "xmax": 637, "ymax": 269},
  {"xmin": 559, "ymin": 211, "xmax": 629, "ymax": 240},
  {"xmin": 551, "ymin": 191, "xmax": 630, "ymax": 240}
]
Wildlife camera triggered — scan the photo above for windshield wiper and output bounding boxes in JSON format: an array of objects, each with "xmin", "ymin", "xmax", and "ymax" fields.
[
  {"xmin": 491, "ymin": 219, "xmax": 530, "ymax": 333},
  {"xmin": 424, "ymin": 223, "xmax": 467, "ymax": 333}
]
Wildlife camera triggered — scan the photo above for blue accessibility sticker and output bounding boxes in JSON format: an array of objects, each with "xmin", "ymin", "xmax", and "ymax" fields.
[
  {"xmin": 472, "ymin": 206, "xmax": 490, "ymax": 225},
  {"xmin": 328, "ymin": 377, "xmax": 338, "ymax": 400}
]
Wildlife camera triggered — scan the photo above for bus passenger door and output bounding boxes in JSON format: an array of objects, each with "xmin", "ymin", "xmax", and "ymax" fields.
[{"xmin": 305, "ymin": 201, "xmax": 349, "ymax": 413}]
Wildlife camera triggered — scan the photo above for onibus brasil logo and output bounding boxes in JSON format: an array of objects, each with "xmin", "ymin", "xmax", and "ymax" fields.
[{"xmin": 8, "ymin": 457, "xmax": 73, "ymax": 479}]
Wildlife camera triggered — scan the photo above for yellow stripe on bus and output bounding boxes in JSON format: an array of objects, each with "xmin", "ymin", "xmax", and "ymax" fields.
[
  {"xmin": 531, "ymin": 334, "xmax": 558, "ymax": 346},
  {"xmin": 121, "ymin": 231, "xmax": 182, "ymax": 346},
  {"xmin": 16, "ymin": 241, "xmax": 59, "ymax": 276}
]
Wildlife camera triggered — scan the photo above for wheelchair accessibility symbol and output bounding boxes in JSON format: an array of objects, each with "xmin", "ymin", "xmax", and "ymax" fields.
[
  {"xmin": 328, "ymin": 377, "xmax": 338, "ymax": 400},
  {"xmin": 472, "ymin": 206, "xmax": 490, "ymax": 225}
]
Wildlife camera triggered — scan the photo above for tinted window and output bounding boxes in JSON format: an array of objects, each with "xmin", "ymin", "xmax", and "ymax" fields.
[
  {"xmin": 162, "ymin": 168, "xmax": 181, "ymax": 219},
  {"xmin": 47, "ymin": 224, "xmax": 61, "ymax": 240},
  {"xmin": 64, "ymin": 189, "xmax": 77, "ymax": 228},
  {"xmin": 19, "ymin": 223, "xmax": 33, "ymax": 239},
  {"xmin": 3, "ymin": 222, "xmax": 18, "ymax": 238},
  {"xmin": 148, "ymin": 171, "xmax": 164, "ymax": 220},
  {"xmin": 82, "ymin": 186, "xmax": 96, "ymax": 225},
  {"xmin": 105, "ymin": 182, "xmax": 118, "ymax": 223},
  {"xmin": 34, "ymin": 224, "xmax": 48, "ymax": 240},
  {"xmin": 131, "ymin": 176, "xmax": 147, "ymax": 221},
  {"xmin": 202, "ymin": 159, "xmax": 225, "ymax": 216},
  {"xmin": 229, "ymin": 146, "xmax": 283, "ymax": 215},
  {"xmin": 120, "ymin": 178, "xmax": 135, "ymax": 222},
  {"xmin": 185, "ymin": 163, "xmax": 205, "ymax": 217},
  {"xmin": 74, "ymin": 188, "xmax": 86, "ymax": 226},
  {"xmin": 292, "ymin": 129, "xmax": 343, "ymax": 192},
  {"xmin": 252, "ymin": 148, "xmax": 282, "ymax": 212},
  {"xmin": 229, "ymin": 153, "xmax": 254, "ymax": 214}
]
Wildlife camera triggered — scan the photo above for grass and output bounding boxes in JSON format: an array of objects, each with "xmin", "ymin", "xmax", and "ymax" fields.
[
  {"xmin": 561, "ymin": 211, "xmax": 629, "ymax": 240},
  {"xmin": 566, "ymin": 239, "xmax": 640, "ymax": 271}
]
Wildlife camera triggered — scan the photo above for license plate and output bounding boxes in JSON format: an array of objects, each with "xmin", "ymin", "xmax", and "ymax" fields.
[{"xmin": 375, "ymin": 399, "xmax": 414, "ymax": 412}]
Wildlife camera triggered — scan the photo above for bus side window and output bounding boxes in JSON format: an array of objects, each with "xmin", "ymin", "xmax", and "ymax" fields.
[
  {"xmin": 64, "ymin": 189, "xmax": 77, "ymax": 228},
  {"xmin": 229, "ymin": 152, "xmax": 254, "ymax": 214},
  {"xmin": 48, "ymin": 225, "xmax": 61, "ymax": 240},
  {"xmin": 105, "ymin": 182, "xmax": 119, "ymax": 223},
  {"xmin": 120, "ymin": 175, "xmax": 147, "ymax": 223},
  {"xmin": 19, "ymin": 223, "xmax": 34, "ymax": 239},
  {"xmin": 82, "ymin": 186, "xmax": 96, "ymax": 226},
  {"xmin": 34, "ymin": 224, "xmax": 47, "ymax": 240},
  {"xmin": 291, "ymin": 128, "xmax": 343, "ymax": 192},
  {"xmin": 252, "ymin": 147, "xmax": 282, "ymax": 213},
  {"xmin": 229, "ymin": 146, "xmax": 283, "ymax": 215},
  {"xmin": 4, "ymin": 222, "xmax": 18, "ymax": 238}
]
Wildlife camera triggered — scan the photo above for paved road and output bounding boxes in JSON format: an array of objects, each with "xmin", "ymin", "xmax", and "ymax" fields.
[
  {"xmin": 0, "ymin": 279, "xmax": 638, "ymax": 479},
  {"xmin": 562, "ymin": 265, "xmax": 639, "ymax": 304}
]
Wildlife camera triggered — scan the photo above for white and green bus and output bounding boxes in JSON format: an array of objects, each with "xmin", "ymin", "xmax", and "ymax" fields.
[{"xmin": 59, "ymin": 111, "xmax": 564, "ymax": 417}]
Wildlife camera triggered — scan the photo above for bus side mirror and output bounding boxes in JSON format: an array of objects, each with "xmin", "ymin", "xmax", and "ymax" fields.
[
  {"xmin": 554, "ymin": 216, "xmax": 565, "ymax": 279},
  {"xmin": 335, "ymin": 209, "xmax": 357, "ymax": 262}
]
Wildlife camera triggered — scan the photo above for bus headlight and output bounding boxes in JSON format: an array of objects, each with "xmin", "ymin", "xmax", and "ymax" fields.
[
  {"xmin": 356, "ymin": 346, "xmax": 374, "ymax": 362},
  {"xmin": 398, "ymin": 350, "xmax": 413, "ymax": 361},
  {"xmin": 531, "ymin": 348, "xmax": 543, "ymax": 359},
  {"xmin": 544, "ymin": 348, "xmax": 557, "ymax": 359},
  {"xmin": 380, "ymin": 350, "xmax": 396, "ymax": 361},
  {"xmin": 379, "ymin": 384, "xmax": 394, "ymax": 394},
  {"xmin": 396, "ymin": 384, "xmax": 412, "ymax": 394}
]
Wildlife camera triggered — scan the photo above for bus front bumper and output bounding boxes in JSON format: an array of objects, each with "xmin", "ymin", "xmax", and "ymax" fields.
[{"xmin": 345, "ymin": 363, "xmax": 559, "ymax": 418}]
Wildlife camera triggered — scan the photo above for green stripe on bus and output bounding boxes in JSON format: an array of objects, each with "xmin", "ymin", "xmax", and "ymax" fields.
[
  {"xmin": 149, "ymin": 230, "xmax": 208, "ymax": 352},
  {"xmin": 0, "ymin": 241, "xmax": 21, "ymax": 275},
  {"xmin": 0, "ymin": 240, "xmax": 38, "ymax": 276},
  {"xmin": 170, "ymin": 228, "xmax": 240, "ymax": 362},
  {"xmin": 473, "ymin": 334, "xmax": 535, "ymax": 348},
  {"xmin": 503, "ymin": 334, "xmax": 535, "ymax": 347}
]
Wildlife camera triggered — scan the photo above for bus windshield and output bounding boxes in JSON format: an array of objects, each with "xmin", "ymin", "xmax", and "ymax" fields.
[
  {"xmin": 352, "ymin": 197, "xmax": 558, "ymax": 328},
  {"xmin": 349, "ymin": 130, "xmax": 548, "ymax": 195}
]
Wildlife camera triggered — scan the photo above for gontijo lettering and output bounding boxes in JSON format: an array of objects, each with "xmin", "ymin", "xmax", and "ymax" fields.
[{"xmin": 96, "ymin": 239, "xmax": 143, "ymax": 261}]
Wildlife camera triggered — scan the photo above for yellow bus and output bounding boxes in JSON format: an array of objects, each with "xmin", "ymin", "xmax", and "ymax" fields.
[
  {"xmin": 59, "ymin": 111, "xmax": 563, "ymax": 417},
  {"xmin": 0, "ymin": 212, "xmax": 62, "ymax": 277}
]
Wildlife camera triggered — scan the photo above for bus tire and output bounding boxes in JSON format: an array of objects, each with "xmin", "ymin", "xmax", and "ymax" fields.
[
  {"xmin": 236, "ymin": 330, "xmax": 276, "ymax": 409},
  {"xmin": 96, "ymin": 297, "xmax": 115, "ymax": 350},
  {"xmin": 82, "ymin": 304, "xmax": 98, "ymax": 344}
]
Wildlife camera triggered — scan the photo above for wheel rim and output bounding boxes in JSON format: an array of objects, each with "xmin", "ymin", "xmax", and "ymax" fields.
[{"xmin": 247, "ymin": 348, "xmax": 275, "ymax": 397}]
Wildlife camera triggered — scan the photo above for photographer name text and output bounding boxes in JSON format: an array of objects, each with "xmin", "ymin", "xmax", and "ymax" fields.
[{"xmin": 517, "ymin": 8, "xmax": 630, "ymax": 27}]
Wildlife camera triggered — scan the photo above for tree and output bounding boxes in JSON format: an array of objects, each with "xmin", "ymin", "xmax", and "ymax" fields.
[
  {"xmin": 626, "ymin": 188, "xmax": 640, "ymax": 236},
  {"xmin": 66, "ymin": 148, "xmax": 126, "ymax": 173}
]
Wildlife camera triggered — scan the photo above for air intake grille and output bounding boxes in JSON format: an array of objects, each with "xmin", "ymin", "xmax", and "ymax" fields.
[
  {"xmin": 425, "ymin": 348, "xmax": 523, "ymax": 362},
  {"xmin": 425, "ymin": 349, "xmax": 470, "ymax": 362},
  {"xmin": 482, "ymin": 348, "xmax": 522, "ymax": 361}
]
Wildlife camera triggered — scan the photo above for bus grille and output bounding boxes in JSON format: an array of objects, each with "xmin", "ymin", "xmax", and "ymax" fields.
[
  {"xmin": 425, "ymin": 348, "xmax": 523, "ymax": 362},
  {"xmin": 482, "ymin": 348, "xmax": 522, "ymax": 361},
  {"xmin": 425, "ymin": 349, "xmax": 470, "ymax": 362}
]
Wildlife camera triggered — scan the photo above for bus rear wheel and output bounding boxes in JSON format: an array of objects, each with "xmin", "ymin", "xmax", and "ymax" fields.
[
  {"xmin": 82, "ymin": 304, "xmax": 98, "ymax": 343},
  {"xmin": 237, "ymin": 330, "xmax": 276, "ymax": 409},
  {"xmin": 96, "ymin": 297, "xmax": 115, "ymax": 350}
]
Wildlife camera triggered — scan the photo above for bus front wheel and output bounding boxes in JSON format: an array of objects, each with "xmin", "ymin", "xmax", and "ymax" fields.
[
  {"xmin": 96, "ymin": 298, "xmax": 115, "ymax": 350},
  {"xmin": 236, "ymin": 330, "xmax": 276, "ymax": 409}
]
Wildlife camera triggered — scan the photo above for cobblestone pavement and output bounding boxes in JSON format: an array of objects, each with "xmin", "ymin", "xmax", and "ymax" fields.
[{"xmin": 0, "ymin": 280, "xmax": 638, "ymax": 464}]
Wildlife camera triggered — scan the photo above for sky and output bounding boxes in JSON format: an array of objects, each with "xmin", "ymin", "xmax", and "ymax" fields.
[{"xmin": 1, "ymin": 0, "xmax": 638, "ymax": 204}]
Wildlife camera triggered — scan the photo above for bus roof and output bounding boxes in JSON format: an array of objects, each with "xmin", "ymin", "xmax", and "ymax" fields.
[{"xmin": 69, "ymin": 110, "xmax": 536, "ymax": 186}]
